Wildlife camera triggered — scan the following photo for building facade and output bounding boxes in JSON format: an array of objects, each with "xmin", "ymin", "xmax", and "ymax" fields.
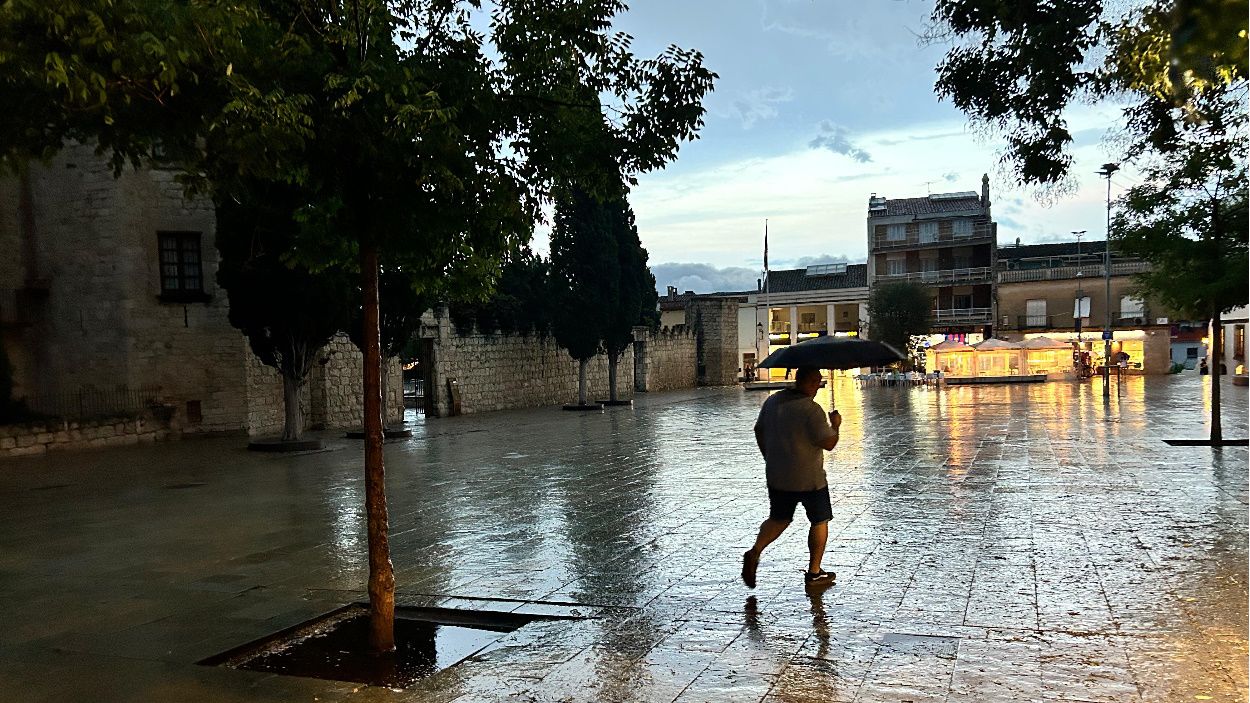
[
  {"xmin": 0, "ymin": 144, "xmax": 399, "ymax": 440},
  {"xmin": 1218, "ymin": 305, "xmax": 1247, "ymax": 376},
  {"xmin": 866, "ymin": 176, "xmax": 998, "ymax": 338},
  {"xmin": 749, "ymin": 263, "xmax": 868, "ymax": 378},
  {"xmin": 995, "ymin": 241, "xmax": 1172, "ymax": 374}
]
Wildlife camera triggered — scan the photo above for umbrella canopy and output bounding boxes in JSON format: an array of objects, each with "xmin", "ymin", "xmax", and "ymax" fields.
[
  {"xmin": 1020, "ymin": 335, "xmax": 1070, "ymax": 349},
  {"xmin": 757, "ymin": 335, "xmax": 904, "ymax": 370},
  {"xmin": 930, "ymin": 339, "xmax": 974, "ymax": 352}
]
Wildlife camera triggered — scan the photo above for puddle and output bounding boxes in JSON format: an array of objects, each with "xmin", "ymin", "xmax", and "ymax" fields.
[{"xmin": 203, "ymin": 604, "xmax": 566, "ymax": 689}]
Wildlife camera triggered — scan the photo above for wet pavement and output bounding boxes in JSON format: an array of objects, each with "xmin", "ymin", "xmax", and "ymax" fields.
[{"xmin": 0, "ymin": 375, "xmax": 1246, "ymax": 702}]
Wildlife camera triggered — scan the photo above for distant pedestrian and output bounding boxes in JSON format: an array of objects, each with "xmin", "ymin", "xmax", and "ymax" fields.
[
  {"xmin": 742, "ymin": 366, "xmax": 839, "ymax": 590},
  {"xmin": 1200, "ymin": 358, "xmax": 1209, "ymax": 375}
]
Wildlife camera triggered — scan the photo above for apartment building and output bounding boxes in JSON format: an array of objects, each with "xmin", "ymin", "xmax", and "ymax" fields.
[{"xmin": 866, "ymin": 175, "xmax": 997, "ymax": 339}]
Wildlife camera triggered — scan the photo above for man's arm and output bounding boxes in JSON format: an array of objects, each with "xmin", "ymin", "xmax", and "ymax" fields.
[
  {"xmin": 754, "ymin": 424, "xmax": 766, "ymax": 458},
  {"xmin": 815, "ymin": 409, "xmax": 841, "ymax": 450}
]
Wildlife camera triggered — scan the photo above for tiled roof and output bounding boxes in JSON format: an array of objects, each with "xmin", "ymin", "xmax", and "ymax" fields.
[
  {"xmin": 870, "ymin": 195, "xmax": 984, "ymax": 218},
  {"xmin": 658, "ymin": 290, "xmax": 750, "ymax": 311},
  {"xmin": 998, "ymin": 242, "xmax": 1107, "ymax": 260},
  {"xmin": 765, "ymin": 263, "xmax": 867, "ymax": 293}
]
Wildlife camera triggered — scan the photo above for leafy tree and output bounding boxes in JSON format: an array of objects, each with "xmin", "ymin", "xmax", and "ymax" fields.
[
  {"xmin": 215, "ymin": 184, "xmax": 352, "ymax": 442},
  {"xmin": 602, "ymin": 195, "xmax": 657, "ymax": 401},
  {"xmin": 867, "ymin": 282, "xmax": 932, "ymax": 370},
  {"xmin": 447, "ymin": 249, "xmax": 554, "ymax": 336},
  {"xmin": 929, "ymin": 0, "xmax": 1246, "ymax": 189},
  {"xmin": 930, "ymin": 0, "xmax": 1246, "ymax": 441},
  {"xmin": 550, "ymin": 185, "xmax": 618, "ymax": 406},
  {"xmin": 1112, "ymin": 84, "xmax": 1248, "ymax": 443},
  {"xmin": 3, "ymin": 0, "xmax": 713, "ymax": 653}
]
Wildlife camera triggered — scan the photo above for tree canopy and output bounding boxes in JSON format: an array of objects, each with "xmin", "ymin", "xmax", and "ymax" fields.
[
  {"xmin": 929, "ymin": 0, "xmax": 1247, "ymax": 189},
  {"xmin": 3, "ymin": 0, "xmax": 714, "ymax": 653},
  {"xmin": 867, "ymin": 282, "xmax": 932, "ymax": 370},
  {"xmin": 215, "ymin": 183, "xmax": 353, "ymax": 441},
  {"xmin": 1113, "ymin": 84, "xmax": 1248, "ymax": 320}
]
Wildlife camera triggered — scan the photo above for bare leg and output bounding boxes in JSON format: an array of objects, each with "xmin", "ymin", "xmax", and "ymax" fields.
[
  {"xmin": 750, "ymin": 518, "xmax": 790, "ymax": 556},
  {"xmin": 807, "ymin": 520, "xmax": 828, "ymax": 573}
]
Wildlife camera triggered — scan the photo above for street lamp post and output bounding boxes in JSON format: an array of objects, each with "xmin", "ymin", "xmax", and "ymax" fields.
[
  {"xmin": 1072, "ymin": 229, "xmax": 1086, "ymax": 340},
  {"xmin": 1097, "ymin": 163, "xmax": 1120, "ymax": 400}
]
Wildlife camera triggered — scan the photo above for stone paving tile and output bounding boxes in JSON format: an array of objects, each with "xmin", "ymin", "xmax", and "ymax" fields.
[{"xmin": 0, "ymin": 376, "xmax": 1245, "ymax": 702}]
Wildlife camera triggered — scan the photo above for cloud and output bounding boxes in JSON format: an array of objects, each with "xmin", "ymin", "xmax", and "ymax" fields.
[
  {"xmin": 727, "ymin": 87, "xmax": 794, "ymax": 129},
  {"xmin": 789, "ymin": 253, "xmax": 857, "ymax": 268},
  {"xmin": 875, "ymin": 130, "xmax": 967, "ymax": 147},
  {"xmin": 808, "ymin": 121, "xmax": 872, "ymax": 162},
  {"xmin": 942, "ymin": 171, "xmax": 960, "ymax": 183},
  {"xmin": 651, "ymin": 263, "xmax": 761, "ymax": 295}
]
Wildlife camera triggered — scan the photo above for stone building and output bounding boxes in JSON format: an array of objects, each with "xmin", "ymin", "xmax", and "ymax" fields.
[
  {"xmin": 0, "ymin": 144, "xmax": 398, "ymax": 448},
  {"xmin": 866, "ymin": 176, "xmax": 998, "ymax": 339}
]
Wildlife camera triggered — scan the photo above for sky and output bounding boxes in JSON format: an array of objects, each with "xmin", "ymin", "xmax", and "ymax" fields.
[{"xmin": 545, "ymin": 0, "xmax": 1139, "ymax": 295}]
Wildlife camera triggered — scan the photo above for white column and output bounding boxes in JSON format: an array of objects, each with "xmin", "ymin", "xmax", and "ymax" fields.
[
  {"xmin": 825, "ymin": 303, "xmax": 837, "ymax": 335},
  {"xmin": 789, "ymin": 305, "xmax": 799, "ymax": 345},
  {"xmin": 858, "ymin": 302, "xmax": 869, "ymax": 336}
]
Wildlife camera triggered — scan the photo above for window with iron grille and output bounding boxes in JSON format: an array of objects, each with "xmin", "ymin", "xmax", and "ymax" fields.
[{"xmin": 158, "ymin": 231, "xmax": 208, "ymax": 302}]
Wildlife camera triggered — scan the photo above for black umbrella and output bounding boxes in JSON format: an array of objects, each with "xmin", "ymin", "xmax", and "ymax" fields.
[{"xmin": 757, "ymin": 335, "xmax": 904, "ymax": 408}]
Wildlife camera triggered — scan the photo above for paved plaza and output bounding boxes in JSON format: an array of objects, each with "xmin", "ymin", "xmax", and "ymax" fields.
[{"xmin": 0, "ymin": 376, "xmax": 1246, "ymax": 702}]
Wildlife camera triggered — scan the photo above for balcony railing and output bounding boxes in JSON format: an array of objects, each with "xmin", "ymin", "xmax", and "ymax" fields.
[
  {"xmin": 1015, "ymin": 314, "xmax": 1062, "ymax": 329},
  {"xmin": 998, "ymin": 308, "xmax": 1155, "ymax": 331},
  {"xmin": 997, "ymin": 260, "xmax": 1151, "ymax": 283},
  {"xmin": 871, "ymin": 223, "xmax": 994, "ymax": 250},
  {"xmin": 932, "ymin": 307, "xmax": 993, "ymax": 325},
  {"xmin": 877, "ymin": 266, "xmax": 993, "ymax": 285}
]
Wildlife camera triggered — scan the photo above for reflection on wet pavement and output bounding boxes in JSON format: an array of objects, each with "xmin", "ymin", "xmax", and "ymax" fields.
[{"xmin": 0, "ymin": 376, "xmax": 1245, "ymax": 702}]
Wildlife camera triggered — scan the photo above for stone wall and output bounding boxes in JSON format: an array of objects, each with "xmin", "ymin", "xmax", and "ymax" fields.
[
  {"xmin": 0, "ymin": 416, "xmax": 173, "ymax": 458},
  {"xmin": 685, "ymin": 299, "xmax": 740, "ymax": 386},
  {"xmin": 243, "ymin": 334, "xmax": 402, "ymax": 437},
  {"xmin": 633, "ymin": 325, "xmax": 697, "ymax": 392},
  {"xmin": 427, "ymin": 321, "xmax": 631, "ymax": 417},
  {"xmin": 424, "ymin": 310, "xmax": 700, "ymax": 417},
  {"xmin": 0, "ymin": 145, "xmax": 405, "ymax": 449},
  {"xmin": 309, "ymin": 334, "xmax": 404, "ymax": 430}
]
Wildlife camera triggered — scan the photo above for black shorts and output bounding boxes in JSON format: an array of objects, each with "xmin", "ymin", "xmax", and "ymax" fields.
[{"xmin": 768, "ymin": 485, "xmax": 832, "ymax": 524}]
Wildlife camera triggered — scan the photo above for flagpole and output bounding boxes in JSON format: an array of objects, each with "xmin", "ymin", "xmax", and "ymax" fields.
[{"xmin": 762, "ymin": 219, "xmax": 769, "ymax": 381}]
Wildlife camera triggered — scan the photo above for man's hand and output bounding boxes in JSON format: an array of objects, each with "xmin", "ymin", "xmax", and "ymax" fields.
[{"xmin": 829, "ymin": 410, "xmax": 842, "ymax": 430}]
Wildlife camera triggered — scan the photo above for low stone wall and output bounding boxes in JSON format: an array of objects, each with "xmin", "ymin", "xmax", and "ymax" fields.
[
  {"xmin": 0, "ymin": 416, "xmax": 173, "ymax": 458},
  {"xmin": 428, "ymin": 327, "xmax": 633, "ymax": 417},
  {"xmin": 244, "ymin": 333, "xmax": 403, "ymax": 437},
  {"xmin": 310, "ymin": 335, "xmax": 404, "ymax": 430},
  {"xmin": 424, "ymin": 311, "xmax": 701, "ymax": 417},
  {"xmin": 635, "ymin": 326, "xmax": 697, "ymax": 392}
]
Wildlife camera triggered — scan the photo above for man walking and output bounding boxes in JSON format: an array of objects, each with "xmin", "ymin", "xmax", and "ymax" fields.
[{"xmin": 742, "ymin": 366, "xmax": 840, "ymax": 589}]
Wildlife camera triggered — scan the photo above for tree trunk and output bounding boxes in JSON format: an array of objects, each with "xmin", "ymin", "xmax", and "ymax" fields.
[
  {"xmin": 281, "ymin": 374, "xmax": 304, "ymax": 441},
  {"xmin": 1211, "ymin": 311, "xmax": 1222, "ymax": 444},
  {"xmin": 361, "ymin": 243, "xmax": 395, "ymax": 653},
  {"xmin": 578, "ymin": 358, "xmax": 588, "ymax": 406},
  {"xmin": 607, "ymin": 353, "xmax": 619, "ymax": 402}
]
